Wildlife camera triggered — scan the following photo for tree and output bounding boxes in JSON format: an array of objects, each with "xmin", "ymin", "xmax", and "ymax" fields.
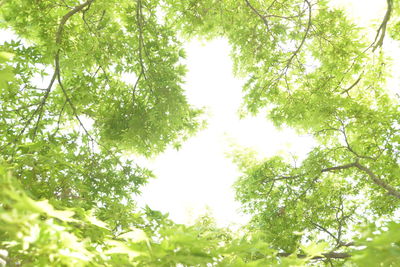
[{"xmin": 1, "ymin": 0, "xmax": 400, "ymax": 266}]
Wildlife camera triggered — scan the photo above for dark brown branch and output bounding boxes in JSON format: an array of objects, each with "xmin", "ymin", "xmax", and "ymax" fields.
[
  {"xmin": 341, "ymin": 72, "xmax": 363, "ymax": 95},
  {"xmin": 262, "ymin": 174, "xmax": 301, "ymax": 183},
  {"xmin": 32, "ymin": 71, "xmax": 57, "ymax": 139},
  {"xmin": 56, "ymin": 67, "xmax": 93, "ymax": 142},
  {"xmin": 29, "ymin": 0, "xmax": 95, "ymax": 140},
  {"xmin": 315, "ymin": 120, "xmax": 377, "ymax": 161},
  {"xmin": 354, "ymin": 162, "xmax": 400, "ymax": 199},
  {"xmin": 311, "ymin": 222, "xmax": 339, "ymax": 243},
  {"xmin": 283, "ymin": 0, "xmax": 312, "ymax": 71},
  {"xmin": 277, "ymin": 251, "xmax": 351, "ymax": 260},
  {"xmin": 245, "ymin": 0, "xmax": 305, "ymax": 26},
  {"xmin": 0, "ymin": 66, "xmax": 58, "ymax": 147},
  {"xmin": 321, "ymin": 162, "xmax": 357, "ymax": 173},
  {"xmin": 51, "ymin": 99, "xmax": 68, "ymax": 136},
  {"xmin": 245, "ymin": 0, "xmax": 312, "ymax": 96},
  {"xmin": 56, "ymin": 0, "xmax": 95, "ymax": 44},
  {"xmin": 371, "ymin": 0, "xmax": 393, "ymax": 51},
  {"xmin": 51, "ymin": 0, "xmax": 95, "ymax": 140},
  {"xmin": 336, "ymin": 118, "xmax": 377, "ymax": 161},
  {"xmin": 337, "ymin": 241, "xmax": 355, "ymax": 248},
  {"xmin": 266, "ymin": 180, "xmax": 275, "ymax": 196},
  {"xmin": 273, "ymin": 1, "xmax": 312, "ymax": 86},
  {"xmin": 244, "ymin": 0, "xmax": 271, "ymax": 30},
  {"xmin": 133, "ymin": 0, "xmax": 147, "ymax": 100},
  {"xmin": 322, "ymin": 161, "xmax": 400, "ymax": 200}
]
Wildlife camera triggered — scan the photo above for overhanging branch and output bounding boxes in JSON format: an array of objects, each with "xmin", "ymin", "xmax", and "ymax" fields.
[
  {"xmin": 322, "ymin": 161, "xmax": 400, "ymax": 200},
  {"xmin": 371, "ymin": 0, "xmax": 393, "ymax": 51},
  {"xmin": 277, "ymin": 251, "xmax": 351, "ymax": 260},
  {"xmin": 321, "ymin": 162, "xmax": 356, "ymax": 172},
  {"xmin": 6, "ymin": 0, "xmax": 95, "ymax": 144},
  {"xmin": 354, "ymin": 162, "xmax": 400, "ymax": 199}
]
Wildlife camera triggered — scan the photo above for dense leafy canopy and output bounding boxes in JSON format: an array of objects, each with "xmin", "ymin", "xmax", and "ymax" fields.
[{"xmin": 1, "ymin": 0, "xmax": 400, "ymax": 266}]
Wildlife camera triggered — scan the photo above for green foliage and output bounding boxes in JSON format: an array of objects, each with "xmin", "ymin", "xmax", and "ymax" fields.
[
  {"xmin": 0, "ymin": 162, "xmax": 105, "ymax": 266},
  {"xmin": 0, "ymin": 0, "xmax": 203, "ymax": 156},
  {"xmin": 1, "ymin": 0, "xmax": 400, "ymax": 266},
  {"xmin": 352, "ymin": 222, "xmax": 400, "ymax": 266},
  {"xmin": 0, "ymin": 51, "xmax": 14, "ymax": 87},
  {"xmin": 0, "ymin": 163, "xmax": 225, "ymax": 266}
]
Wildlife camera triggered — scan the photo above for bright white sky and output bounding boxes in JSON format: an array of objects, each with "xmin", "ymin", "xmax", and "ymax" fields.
[
  {"xmin": 135, "ymin": 39, "xmax": 315, "ymax": 227},
  {"xmin": 135, "ymin": 0, "xmax": 389, "ymax": 227}
]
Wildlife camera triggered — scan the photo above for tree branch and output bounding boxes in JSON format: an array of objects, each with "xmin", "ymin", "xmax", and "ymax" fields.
[
  {"xmin": 30, "ymin": 0, "xmax": 95, "ymax": 140},
  {"xmin": 283, "ymin": 0, "xmax": 312, "ymax": 73},
  {"xmin": 244, "ymin": 0, "xmax": 271, "ymax": 30},
  {"xmin": 56, "ymin": 65, "xmax": 94, "ymax": 142},
  {"xmin": 341, "ymin": 72, "xmax": 363, "ymax": 95},
  {"xmin": 133, "ymin": 0, "xmax": 147, "ymax": 101},
  {"xmin": 277, "ymin": 251, "xmax": 351, "ymax": 260},
  {"xmin": 311, "ymin": 222, "xmax": 339, "ymax": 243},
  {"xmin": 321, "ymin": 162, "xmax": 357, "ymax": 173},
  {"xmin": 52, "ymin": 0, "xmax": 96, "ymax": 141},
  {"xmin": 321, "ymin": 161, "xmax": 400, "ymax": 199},
  {"xmin": 354, "ymin": 162, "xmax": 400, "ymax": 199},
  {"xmin": 371, "ymin": 0, "xmax": 393, "ymax": 51},
  {"xmin": 56, "ymin": 0, "xmax": 95, "ymax": 45}
]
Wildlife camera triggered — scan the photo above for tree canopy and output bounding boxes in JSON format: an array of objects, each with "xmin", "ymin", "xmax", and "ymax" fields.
[{"xmin": 1, "ymin": 0, "xmax": 400, "ymax": 266}]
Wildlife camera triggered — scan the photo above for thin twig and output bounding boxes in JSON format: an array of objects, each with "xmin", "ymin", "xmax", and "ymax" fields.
[
  {"xmin": 341, "ymin": 72, "xmax": 364, "ymax": 95},
  {"xmin": 311, "ymin": 222, "xmax": 340, "ymax": 243},
  {"xmin": 133, "ymin": 0, "xmax": 147, "ymax": 101}
]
